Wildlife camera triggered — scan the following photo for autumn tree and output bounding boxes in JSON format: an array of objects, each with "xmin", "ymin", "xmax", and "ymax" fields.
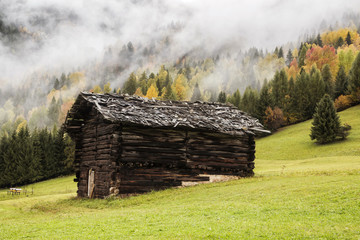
[
  {"xmin": 304, "ymin": 45, "xmax": 338, "ymax": 77},
  {"xmin": 145, "ymin": 84, "xmax": 159, "ymax": 99}
]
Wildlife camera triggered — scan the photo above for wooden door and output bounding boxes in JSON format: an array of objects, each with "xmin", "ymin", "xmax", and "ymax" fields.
[{"xmin": 88, "ymin": 169, "xmax": 95, "ymax": 198}]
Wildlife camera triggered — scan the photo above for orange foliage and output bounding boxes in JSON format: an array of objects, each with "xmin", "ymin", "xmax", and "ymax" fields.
[
  {"xmin": 334, "ymin": 95, "xmax": 353, "ymax": 111},
  {"xmin": 287, "ymin": 58, "xmax": 299, "ymax": 79},
  {"xmin": 304, "ymin": 45, "xmax": 339, "ymax": 77},
  {"xmin": 58, "ymin": 99, "xmax": 75, "ymax": 124},
  {"xmin": 264, "ymin": 106, "xmax": 284, "ymax": 130}
]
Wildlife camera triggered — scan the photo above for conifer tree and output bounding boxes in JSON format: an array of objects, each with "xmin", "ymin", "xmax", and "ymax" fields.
[
  {"xmin": 164, "ymin": 82, "xmax": 176, "ymax": 100},
  {"xmin": 217, "ymin": 91, "xmax": 226, "ymax": 103},
  {"xmin": 309, "ymin": 66, "xmax": 326, "ymax": 115},
  {"xmin": 346, "ymin": 31, "xmax": 352, "ymax": 45},
  {"xmin": 278, "ymin": 47, "xmax": 284, "ymax": 58},
  {"xmin": 335, "ymin": 37, "xmax": 344, "ymax": 48},
  {"xmin": 310, "ymin": 94, "xmax": 341, "ymax": 144},
  {"xmin": 191, "ymin": 83, "xmax": 202, "ymax": 102},
  {"xmin": 348, "ymin": 52, "xmax": 360, "ymax": 101},
  {"xmin": 316, "ymin": 33, "xmax": 323, "ymax": 47},
  {"xmin": 257, "ymin": 80, "xmax": 273, "ymax": 123},
  {"xmin": 335, "ymin": 65, "xmax": 348, "ymax": 98},
  {"xmin": 122, "ymin": 72, "xmax": 137, "ymax": 95},
  {"xmin": 321, "ymin": 64, "xmax": 334, "ymax": 99},
  {"xmin": 298, "ymin": 45, "xmax": 307, "ymax": 68},
  {"xmin": 286, "ymin": 49, "xmax": 292, "ymax": 66}
]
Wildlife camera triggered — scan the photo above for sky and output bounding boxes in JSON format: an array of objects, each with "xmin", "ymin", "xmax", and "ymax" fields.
[{"xmin": 0, "ymin": 0, "xmax": 359, "ymax": 87}]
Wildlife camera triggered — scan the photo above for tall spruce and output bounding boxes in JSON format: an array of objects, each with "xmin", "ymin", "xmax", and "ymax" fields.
[
  {"xmin": 310, "ymin": 94, "xmax": 341, "ymax": 144},
  {"xmin": 321, "ymin": 64, "xmax": 334, "ymax": 98},
  {"xmin": 348, "ymin": 52, "xmax": 360, "ymax": 101},
  {"xmin": 217, "ymin": 91, "xmax": 226, "ymax": 103},
  {"xmin": 346, "ymin": 31, "xmax": 352, "ymax": 45},
  {"xmin": 286, "ymin": 49, "xmax": 292, "ymax": 66},
  {"xmin": 122, "ymin": 72, "xmax": 137, "ymax": 95},
  {"xmin": 191, "ymin": 83, "xmax": 202, "ymax": 102},
  {"xmin": 335, "ymin": 65, "xmax": 348, "ymax": 98},
  {"xmin": 309, "ymin": 66, "xmax": 326, "ymax": 115}
]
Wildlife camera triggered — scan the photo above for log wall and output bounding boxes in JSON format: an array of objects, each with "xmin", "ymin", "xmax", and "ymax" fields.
[{"xmin": 73, "ymin": 116, "xmax": 255, "ymax": 197}]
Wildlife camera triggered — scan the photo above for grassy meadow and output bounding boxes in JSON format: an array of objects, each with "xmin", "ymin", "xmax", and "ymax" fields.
[{"xmin": 1, "ymin": 105, "xmax": 360, "ymax": 239}]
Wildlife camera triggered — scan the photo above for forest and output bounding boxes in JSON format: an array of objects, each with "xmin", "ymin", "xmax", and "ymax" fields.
[{"xmin": 0, "ymin": 5, "xmax": 360, "ymax": 187}]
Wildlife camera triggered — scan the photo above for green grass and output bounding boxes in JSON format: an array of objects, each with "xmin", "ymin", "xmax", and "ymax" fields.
[{"xmin": 0, "ymin": 105, "xmax": 360, "ymax": 239}]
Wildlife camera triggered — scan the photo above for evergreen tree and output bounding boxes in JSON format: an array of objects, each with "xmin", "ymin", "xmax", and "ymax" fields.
[
  {"xmin": 232, "ymin": 89, "xmax": 241, "ymax": 109},
  {"xmin": 346, "ymin": 31, "xmax": 352, "ymax": 45},
  {"xmin": 217, "ymin": 91, "xmax": 226, "ymax": 103},
  {"xmin": 164, "ymin": 82, "xmax": 176, "ymax": 100},
  {"xmin": 122, "ymin": 72, "xmax": 137, "ymax": 95},
  {"xmin": 286, "ymin": 49, "xmax": 293, "ymax": 66},
  {"xmin": 298, "ymin": 45, "xmax": 307, "ymax": 68},
  {"xmin": 335, "ymin": 37, "xmax": 344, "ymax": 48},
  {"xmin": 348, "ymin": 52, "xmax": 360, "ymax": 101},
  {"xmin": 293, "ymin": 71, "xmax": 312, "ymax": 120},
  {"xmin": 316, "ymin": 33, "xmax": 323, "ymax": 47},
  {"xmin": 321, "ymin": 64, "xmax": 334, "ymax": 98},
  {"xmin": 335, "ymin": 65, "xmax": 348, "ymax": 98},
  {"xmin": 48, "ymin": 97, "xmax": 60, "ymax": 124},
  {"xmin": 271, "ymin": 70, "xmax": 288, "ymax": 109},
  {"xmin": 241, "ymin": 87, "xmax": 259, "ymax": 117},
  {"xmin": 310, "ymin": 94, "xmax": 341, "ymax": 144},
  {"xmin": 191, "ymin": 83, "xmax": 202, "ymax": 102},
  {"xmin": 257, "ymin": 80, "xmax": 273, "ymax": 123},
  {"xmin": 278, "ymin": 47, "xmax": 284, "ymax": 58},
  {"xmin": 139, "ymin": 71, "xmax": 148, "ymax": 95},
  {"xmin": 309, "ymin": 66, "xmax": 326, "ymax": 116}
]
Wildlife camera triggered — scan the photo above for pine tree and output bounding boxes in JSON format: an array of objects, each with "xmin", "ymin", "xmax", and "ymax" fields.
[
  {"xmin": 298, "ymin": 45, "xmax": 307, "ymax": 68},
  {"xmin": 217, "ymin": 91, "xmax": 226, "ymax": 103},
  {"xmin": 321, "ymin": 64, "xmax": 334, "ymax": 99},
  {"xmin": 309, "ymin": 66, "xmax": 326, "ymax": 117},
  {"xmin": 278, "ymin": 47, "xmax": 284, "ymax": 58},
  {"xmin": 335, "ymin": 65, "xmax": 348, "ymax": 98},
  {"xmin": 346, "ymin": 31, "xmax": 352, "ymax": 45},
  {"xmin": 335, "ymin": 37, "xmax": 344, "ymax": 48},
  {"xmin": 271, "ymin": 70, "xmax": 288, "ymax": 109},
  {"xmin": 257, "ymin": 80, "xmax": 273, "ymax": 123},
  {"xmin": 286, "ymin": 49, "xmax": 292, "ymax": 66},
  {"xmin": 122, "ymin": 72, "xmax": 137, "ymax": 95},
  {"xmin": 310, "ymin": 94, "xmax": 341, "ymax": 144},
  {"xmin": 191, "ymin": 83, "xmax": 202, "ymax": 102},
  {"xmin": 348, "ymin": 52, "xmax": 360, "ymax": 101},
  {"xmin": 164, "ymin": 82, "xmax": 176, "ymax": 100},
  {"xmin": 316, "ymin": 33, "xmax": 323, "ymax": 47}
]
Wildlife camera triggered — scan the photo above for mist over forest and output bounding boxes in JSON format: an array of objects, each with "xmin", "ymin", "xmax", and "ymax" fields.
[{"xmin": 0, "ymin": 0, "xmax": 360, "ymax": 132}]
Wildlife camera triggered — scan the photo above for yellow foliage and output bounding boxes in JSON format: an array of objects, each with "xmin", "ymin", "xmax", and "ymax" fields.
[
  {"xmin": 337, "ymin": 46, "xmax": 359, "ymax": 74},
  {"xmin": 134, "ymin": 87, "xmax": 144, "ymax": 97},
  {"xmin": 47, "ymin": 89, "xmax": 60, "ymax": 104},
  {"xmin": 321, "ymin": 28, "xmax": 359, "ymax": 47},
  {"xmin": 173, "ymin": 74, "xmax": 188, "ymax": 101},
  {"xmin": 103, "ymin": 82, "xmax": 112, "ymax": 93},
  {"xmin": 69, "ymin": 72, "xmax": 86, "ymax": 89},
  {"xmin": 146, "ymin": 84, "xmax": 159, "ymax": 99},
  {"xmin": 92, "ymin": 85, "xmax": 102, "ymax": 94},
  {"xmin": 16, "ymin": 120, "xmax": 27, "ymax": 133}
]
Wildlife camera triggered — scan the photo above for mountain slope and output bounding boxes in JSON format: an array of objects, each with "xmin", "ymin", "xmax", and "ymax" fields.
[{"xmin": 0, "ymin": 105, "xmax": 359, "ymax": 239}]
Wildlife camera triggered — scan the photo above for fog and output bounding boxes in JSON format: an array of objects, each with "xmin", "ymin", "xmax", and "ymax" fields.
[{"xmin": 0, "ymin": 0, "xmax": 359, "ymax": 88}]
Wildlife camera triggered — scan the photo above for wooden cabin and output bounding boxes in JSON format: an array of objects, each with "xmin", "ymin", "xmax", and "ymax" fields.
[{"xmin": 64, "ymin": 92, "xmax": 268, "ymax": 198}]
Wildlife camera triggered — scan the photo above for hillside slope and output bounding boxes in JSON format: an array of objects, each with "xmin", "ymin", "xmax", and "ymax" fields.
[{"xmin": 0, "ymin": 105, "xmax": 359, "ymax": 239}]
